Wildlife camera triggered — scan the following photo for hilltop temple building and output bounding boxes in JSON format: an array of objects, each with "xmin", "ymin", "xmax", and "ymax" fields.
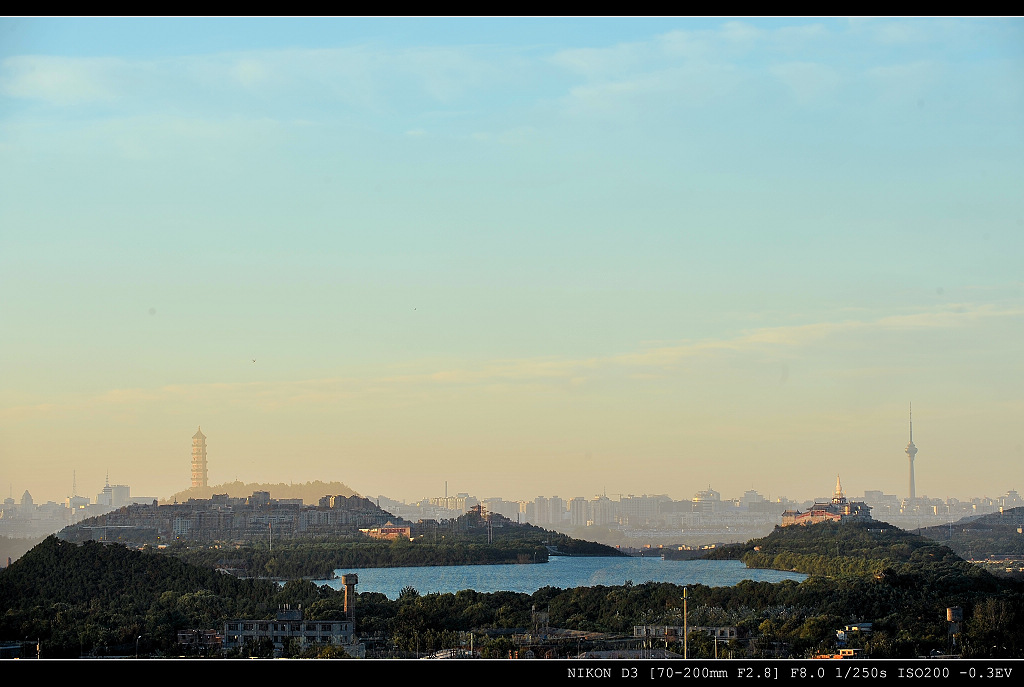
[{"xmin": 781, "ymin": 476, "xmax": 872, "ymax": 526}]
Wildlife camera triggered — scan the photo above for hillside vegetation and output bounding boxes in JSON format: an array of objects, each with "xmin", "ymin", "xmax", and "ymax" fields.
[
  {"xmin": 4, "ymin": 520, "xmax": 1022, "ymax": 658},
  {"xmin": 705, "ymin": 521, "xmax": 965, "ymax": 576},
  {"xmin": 0, "ymin": 536, "xmax": 279, "ymax": 656},
  {"xmin": 917, "ymin": 506, "xmax": 1024, "ymax": 562},
  {"xmin": 162, "ymin": 508, "xmax": 621, "ymax": 578}
]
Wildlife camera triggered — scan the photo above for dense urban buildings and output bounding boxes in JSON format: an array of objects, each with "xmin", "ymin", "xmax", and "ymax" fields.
[
  {"xmin": 5, "ymin": 412, "xmax": 1022, "ymax": 551},
  {"xmin": 0, "ymin": 476, "xmax": 156, "ymax": 539},
  {"xmin": 57, "ymin": 491, "xmax": 396, "ymax": 544}
]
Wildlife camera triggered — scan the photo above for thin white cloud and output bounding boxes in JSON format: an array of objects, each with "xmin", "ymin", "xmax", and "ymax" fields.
[
  {"xmin": 549, "ymin": 42, "xmax": 646, "ymax": 79},
  {"xmin": 719, "ymin": 21, "xmax": 765, "ymax": 47},
  {"xmin": 867, "ymin": 60, "xmax": 938, "ymax": 90},
  {"xmin": 0, "ymin": 55, "xmax": 124, "ymax": 104},
  {"xmin": 773, "ymin": 23, "xmax": 831, "ymax": 45},
  {"xmin": 855, "ymin": 19, "xmax": 936, "ymax": 46},
  {"xmin": 549, "ymin": 19, "xmax": 1003, "ymax": 120},
  {"xmin": 229, "ymin": 57, "xmax": 269, "ymax": 90},
  {"xmin": 769, "ymin": 61, "xmax": 840, "ymax": 104},
  {"xmin": 5, "ymin": 303, "xmax": 1016, "ymax": 423},
  {"xmin": 1, "ymin": 20, "xmax": 1005, "ymax": 135},
  {"xmin": 627, "ymin": 304, "xmax": 1020, "ymax": 363},
  {"xmin": 1, "ymin": 45, "xmax": 506, "ymax": 113},
  {"xmin": 6, "ymin": 303, "xmax": 1015, "ymax": 427},
  {"xmin": 417, "ymin": 304, "xmax": 1021, "ymax": 381},
  {"xmin": 560, "ymin": 62, "xmax": 745, "ymax": 118}
]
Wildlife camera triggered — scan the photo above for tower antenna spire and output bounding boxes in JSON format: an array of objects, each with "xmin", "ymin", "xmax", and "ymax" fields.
[{"xmin": 905, "ymin": 403, "xmax": 919, "ymax": 501}]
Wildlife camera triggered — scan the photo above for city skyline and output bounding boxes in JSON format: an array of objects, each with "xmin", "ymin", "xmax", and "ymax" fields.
[
  {"xmin": 5, "ymin": 415, "xmax": 1019, "ymax": 507},
  {"xmin": 2, "ymin": 18, "xmax": 1022, "ymax": 506}
]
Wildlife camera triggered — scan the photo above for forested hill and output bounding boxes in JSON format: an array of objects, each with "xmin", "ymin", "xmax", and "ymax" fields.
[
  {"xmin": 703, "ymin": 521, "xmax": 967, "ymax": 577},
  {"xmin": 161, "ymin": 507, "xmax": 623, "ymax": 579},
  {"xmin": 0, "ymin": 536, "xmax": 282, "ymax": 656},
  {"xmin": 4, "ymin": 531, "xmax": 1024, "ymax": 658},
  {"xmin": 916, "ymin": 506, "xmax": 1024, "ymax": 560},
  {"xmin": 163, "ymin": 479, "xmax": 357, "ymax": 504},
  {"xmin": 447, "ymin": 507, "xmax": 624, "ymax": 557},
  {"xmin": 0, "ymin": 536, "xmax": 276, "ymax": 609}
]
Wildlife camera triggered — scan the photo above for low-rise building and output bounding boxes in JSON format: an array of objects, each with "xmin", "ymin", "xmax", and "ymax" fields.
[
  {"xmin": 360, "ymin": 521, "xmax": 412, "ymax": 540},
  {"xmin": 177, "ymin": 629, "xmax": 222, "ymax": 652},
  {"xmin": 222, "ymin": 607, "xmax": 356, "ymax": 656},
  {"xmin": 634, "ymin": 625, "xmax": 742, "ymax": 641}
]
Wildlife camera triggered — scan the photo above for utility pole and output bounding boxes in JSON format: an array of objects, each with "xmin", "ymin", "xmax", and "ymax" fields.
[{"xmin": 683, "ymin": 587, "xmax": 688, "ymax": 660}]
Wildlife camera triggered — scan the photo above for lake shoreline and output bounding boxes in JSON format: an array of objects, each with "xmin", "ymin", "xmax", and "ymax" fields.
[{"xmin": 321, "ymin": 556, "xmax": 806, "ymax": 599}]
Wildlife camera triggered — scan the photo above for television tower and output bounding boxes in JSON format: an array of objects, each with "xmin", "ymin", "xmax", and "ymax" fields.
[
  {"xmin": 905, "ymin": 404, "xmax": 918, "ymax": 501},
  {"xmin": 191, "ymin": 426, "xmax": 208, "ymax": 489}
]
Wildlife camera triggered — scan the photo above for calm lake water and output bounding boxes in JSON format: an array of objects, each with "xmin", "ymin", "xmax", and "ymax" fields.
[{"xmin": 321, "ymin": 556, "xmax": 805, "ymax": 599}]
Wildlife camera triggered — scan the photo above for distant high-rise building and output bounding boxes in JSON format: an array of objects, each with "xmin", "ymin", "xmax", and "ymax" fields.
[
  {"xmin": 692, "ymin": 486, "xmax": 721, "ymax": 514},
  {"xmin": 97, "ymin": 474, "xmax": 113, "ymax": 506},
  {"xmin": 905, "ymin": 405, "xmax": 918, "ymax": 501},
  {"xmin": 589, "ymin": 495, "xmax": 615, "ymax": 526},
  {"xmin": 111, "ymin": 484, "xmax": 131, "ymax": 508},
  {"xmin": 569, "ymin": 497, "xmax": 589, "ymax": 527},
  {"xmin": 191, "ymin": 426, "xmax": 208, "ymax": 488}
]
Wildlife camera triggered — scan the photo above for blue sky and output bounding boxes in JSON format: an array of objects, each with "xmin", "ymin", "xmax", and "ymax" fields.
[{"xmin": 1, "ymin": 18, "xmax": 1022, "ymax": 504}]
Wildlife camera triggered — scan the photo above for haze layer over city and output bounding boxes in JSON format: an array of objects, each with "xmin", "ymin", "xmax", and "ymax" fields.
[{"xmin": 2, "ymin": 18, "xmax": 1022, "ymax": 507}]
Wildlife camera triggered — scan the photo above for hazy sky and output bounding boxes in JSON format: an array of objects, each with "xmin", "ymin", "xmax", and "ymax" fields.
[{"xmin": 2, "ymin": 18, "xmax": 1022, "ymax": 505}]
